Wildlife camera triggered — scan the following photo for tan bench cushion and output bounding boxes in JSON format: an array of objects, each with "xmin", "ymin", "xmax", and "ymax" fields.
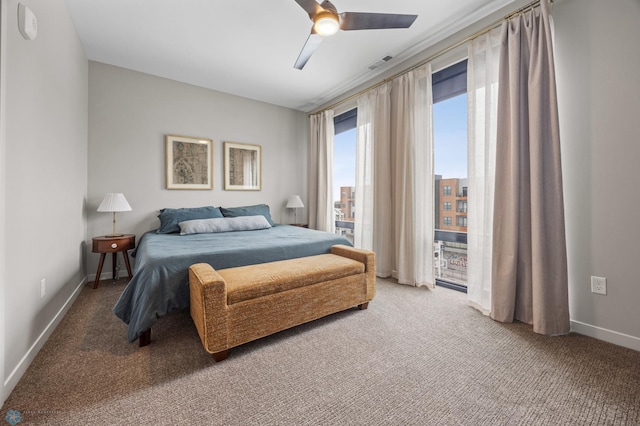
[{"xmin": 219, "ymin": 253, "xmax": 365, "ymax": 305}]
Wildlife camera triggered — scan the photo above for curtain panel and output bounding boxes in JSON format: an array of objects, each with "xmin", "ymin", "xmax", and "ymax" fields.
[
  {"xmin": 491, "ymin": 0, "xmax": 570, "ymax": 335},
  {"xmin": 355, "ymin": 83, "xmax": 393, "ymax": 277},
  {"xmin": 391, "ymin": 63, "xmax": 435, "ymax": 288},
  {"xmin": 308, "ymin": 110, "xmax": 335, "ymax": 233},
  {"xmin": 351, "ymin": 64, "xmax": 435, "ymax": 286},
  {"xmin": 467, "ymin": 27, "xmax": 502, "ymax": 314}
]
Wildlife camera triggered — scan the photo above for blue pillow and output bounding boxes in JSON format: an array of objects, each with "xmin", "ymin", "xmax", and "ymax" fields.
[
  {"xmin": 157, "ymin": 206, "xmax": 223, "ymax": 234},
  {"xmin": 220, "ymin": 204, "xmax": 275, "ymax": 227}
]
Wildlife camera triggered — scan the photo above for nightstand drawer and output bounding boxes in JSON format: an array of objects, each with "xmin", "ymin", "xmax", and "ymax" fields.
[{"xmin": 92, "ymin": 235, "xmax": 135, "ymax": 253}]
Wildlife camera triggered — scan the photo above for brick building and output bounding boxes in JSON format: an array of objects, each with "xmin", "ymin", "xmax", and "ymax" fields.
[{"xmin": 435, "ymin": 177, "xmax": 467, "ymax": 232}]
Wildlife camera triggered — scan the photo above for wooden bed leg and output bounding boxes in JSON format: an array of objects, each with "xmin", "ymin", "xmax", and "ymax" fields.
[
  {"xmin": 213, "ymin": 350, "xmax": 228, "ymax": 362},
  {"xmin": 139, "ymin": 328, "xmax": 151, "ymax": 347},
  {"xmin": 358, "ymin": 302, "xmax": 369, "ymax": 310}
]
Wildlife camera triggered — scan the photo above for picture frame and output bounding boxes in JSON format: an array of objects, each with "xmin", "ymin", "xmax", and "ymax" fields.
[
  {"xmin": 165, "ymin": 134, "xmax": 213, "ymax": 190},
  {"xmin": 224, "ymin": 142, "xmax": 262, "ymax": 191}
]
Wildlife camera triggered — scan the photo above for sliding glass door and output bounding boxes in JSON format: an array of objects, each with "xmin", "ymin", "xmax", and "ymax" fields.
[
  {"xmin": 333, "ymin": 109, "xmax": 357, "ymax": 244},
  {"xmin": 433, "ymin": 60, "xmax": 468, "ymax": 291}
]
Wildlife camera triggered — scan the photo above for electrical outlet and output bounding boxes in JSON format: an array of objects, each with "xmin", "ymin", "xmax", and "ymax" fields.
[
  {"xmin": 591, "ymin": 276, "xmax": 607, "ymax": 295},
  {"xmin": 40, "ymin": 278, "xmax": 46, "ymax": 298}
]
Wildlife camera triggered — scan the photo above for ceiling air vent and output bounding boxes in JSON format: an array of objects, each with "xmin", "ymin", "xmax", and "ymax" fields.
[{"xmin": 368, "ymin": 54, "xmax": 394, "ymax": 71}]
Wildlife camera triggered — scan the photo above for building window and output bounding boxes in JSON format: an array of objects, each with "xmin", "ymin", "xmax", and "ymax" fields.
[
  {"xmin": 443, "ymin": 217, "xmax": 452, "ymax": 226},
  {"xmin": 443, "ymin": 202, "xmax": 452, "ymax": 211},
  {"xmin": 443, "ymin": 185, "xmax": 452, "ymax": 196},
  {"xmin": 456, "ymin": 216, "xmax": 467, "ymax": 227},
  {"xmin": 457, "ymin": 200, "xmax": 467, "ymax": 213}
]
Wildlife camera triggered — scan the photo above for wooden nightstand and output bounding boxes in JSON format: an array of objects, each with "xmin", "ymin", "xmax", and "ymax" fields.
[{"xmin": 92, "ymin": 234, "xmax": 135, "ymax": 289}]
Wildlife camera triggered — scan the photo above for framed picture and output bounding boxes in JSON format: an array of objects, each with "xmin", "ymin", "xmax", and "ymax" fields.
[
  {"xmin": 165, "ymin": 135, "xmax": 213, "ymax": 190},
  {"xmin": 224, "ymin": 142, "xmax": 262, "ymax": 190}
]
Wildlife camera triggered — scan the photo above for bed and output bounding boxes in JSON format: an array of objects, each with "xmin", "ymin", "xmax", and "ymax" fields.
[{"xmin": 113, "ymin": 223, "xmax": 352, "ymax": 343}]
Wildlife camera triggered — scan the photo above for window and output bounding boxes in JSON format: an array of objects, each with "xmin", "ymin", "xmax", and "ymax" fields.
[
  {"xmin": 334, "ymin": 108, "xmax": 357, "ymax": 243},
  {"xmin": 433, "ymin": 59, "xmax": 468, "ymax": 290}
]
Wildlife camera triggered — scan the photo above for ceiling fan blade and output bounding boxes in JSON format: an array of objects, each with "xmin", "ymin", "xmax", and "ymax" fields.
[
  {"xmin": 294, "ymin": 31, "xmax": 323, "ymax": 70},
  {"xmin": 339, "ymin": 12, "xmax": 417, "ymax": 31},
  {"xmin": 295, "ymin": 0, "xmax": 324, "ymax": 19}
]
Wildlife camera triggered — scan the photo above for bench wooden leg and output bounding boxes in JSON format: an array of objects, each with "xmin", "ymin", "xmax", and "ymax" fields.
[
  {"xmin": 213, "ymin": 350, "xmax": 229, "ymax": 362},
  {"xmin": 139, "ymin": 328, "xmax": 151, "ymax": 347},
  {"xmin": 358, "ymin": 302, "xmax": 369, "ymax": 310}
]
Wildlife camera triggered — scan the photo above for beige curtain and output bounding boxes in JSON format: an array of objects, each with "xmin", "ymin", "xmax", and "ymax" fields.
[
  {"xmin": 308, "ymin": 110, "xmax": 335, "ymax": 232},
  {"xmin": 354, "ymin": 65, "xmax": 434, "ymax": 285},
  {"xmin": 391, "ymin": 63, "xmax": 435, "ymax": 287},
  {"xmin": 491, "ymin": 0, "xmax": 569, "ymax": 335},
  {"xmin": 355, "ymin": 83, "xmax": 393, "ymax": 277},
  {"xmin": 467, "ymin": 27, "xmax": 502, "ymax": 314}
]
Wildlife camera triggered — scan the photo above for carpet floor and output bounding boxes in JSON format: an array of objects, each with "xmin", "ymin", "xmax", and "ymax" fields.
[{"xmin": 2, "ymin": 278, "xmax": 639, "ymax": 425}]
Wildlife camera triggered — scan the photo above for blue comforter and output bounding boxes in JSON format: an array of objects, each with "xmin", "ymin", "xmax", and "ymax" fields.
[{"xmin": 113, "ymin": 225, "xmax": 352, "ymax": 343}]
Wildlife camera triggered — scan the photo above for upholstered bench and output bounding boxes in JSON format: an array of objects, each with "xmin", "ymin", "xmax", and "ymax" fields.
[{"xmin": 188, "ymin": 244, "xmax": 376, "ymax": 361}]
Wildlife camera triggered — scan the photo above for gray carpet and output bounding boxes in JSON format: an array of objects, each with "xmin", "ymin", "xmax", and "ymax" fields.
[{"xmin": 2, "ymin": 278, "xmax": 639, "ymax": 425}]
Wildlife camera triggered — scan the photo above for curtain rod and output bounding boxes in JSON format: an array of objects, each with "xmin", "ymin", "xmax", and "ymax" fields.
[{"xmin": 310, "ymin": 0, "xmax": 544, "ymax": 116}]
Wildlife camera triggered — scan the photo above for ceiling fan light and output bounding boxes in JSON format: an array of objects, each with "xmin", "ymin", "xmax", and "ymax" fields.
[{"xmin": 314, "ymin": 13, "xmax": 339, "ymax": 36}]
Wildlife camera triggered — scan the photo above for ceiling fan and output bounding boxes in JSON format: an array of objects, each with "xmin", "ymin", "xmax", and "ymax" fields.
[{"xmin": 293, "ymin": 0, "xmax": 418, "ymax": 70}]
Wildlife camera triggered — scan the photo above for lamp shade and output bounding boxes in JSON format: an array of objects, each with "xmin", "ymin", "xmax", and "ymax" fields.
[
  {"xmin": 286, "ymin": 195, "xmax": 304, "ymax": 209},
  {"xmin": 97, "ymin": 193, "xmax": 132, "ymax": 212}
]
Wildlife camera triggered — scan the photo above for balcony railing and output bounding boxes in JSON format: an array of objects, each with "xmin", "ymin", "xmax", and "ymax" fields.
[
  {"xmin": 434, "ymin": 230, "xmax": 467, "ymax": 292},
  {"xmin": 335, "ymin": 220, "xmax": 354, "ymax": 244},
  {"xmin": 334, "ymin": 222, "xmax": 468, "ymax": 292}
]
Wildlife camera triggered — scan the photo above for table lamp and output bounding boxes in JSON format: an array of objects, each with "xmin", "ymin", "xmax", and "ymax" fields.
[
  {"xmin": 286, "ymin": 195, "xmax": 304, "ymax": 225},
  {"xmin": 97, "ymin": 193, "xmax": 132, "ymax": 237}
]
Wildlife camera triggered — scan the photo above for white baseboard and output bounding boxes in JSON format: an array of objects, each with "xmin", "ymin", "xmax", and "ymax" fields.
[
  {"xmin": 87, "ymin": 266, "xmax": 129, "ymax": 282},
  {"xmin": 3, "ymin": 277, "xmax": 87, "ymax": 396},
  {"xmin": 571, "ymin": 320, "xmax": 640, "ymax": 352}
]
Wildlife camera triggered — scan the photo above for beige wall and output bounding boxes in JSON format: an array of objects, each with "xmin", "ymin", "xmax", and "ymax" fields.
[
  {"xmin": 86, "ymin": 62, "xmax": 309, "ymax": 279},
  {"xmin": 554, "ymin": 0, "xmax": 640, "ymax": 349},
  {"xmin": 0, "ymin": 0, "xmax": 7, "ymax": 406},
  {"xmin": 1, "ymin": 0, "xmax": 88, "ymax": 401}
]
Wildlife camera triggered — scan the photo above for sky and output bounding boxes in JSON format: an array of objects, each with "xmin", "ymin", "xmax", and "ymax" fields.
[
  {"xmin": 333, "ymin": 128, "xmax": 357, "ymax": 203},
  {"xmin": 333, "ymin": 93, "xmax": 468, "ymax": 203}
]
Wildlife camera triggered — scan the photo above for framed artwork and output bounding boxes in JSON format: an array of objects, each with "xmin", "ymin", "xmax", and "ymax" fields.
[
  {"xmin": 165, "ymin": 134, "xmax": 213, "ymax": 190},
  {"xmin": 224, "ymin": 142, "xmax": 262, "ymax": 190}
]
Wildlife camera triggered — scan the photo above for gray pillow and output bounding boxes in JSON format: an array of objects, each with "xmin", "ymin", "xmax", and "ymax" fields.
[{"xmin": 179, "ymin": 215, "xmax": 272, "ymax": 235}]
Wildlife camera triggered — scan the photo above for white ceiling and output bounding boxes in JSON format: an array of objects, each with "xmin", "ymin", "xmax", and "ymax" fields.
[{"xmin": 63, "ymin": 0, "xmax": 517, "ymax": 112}]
